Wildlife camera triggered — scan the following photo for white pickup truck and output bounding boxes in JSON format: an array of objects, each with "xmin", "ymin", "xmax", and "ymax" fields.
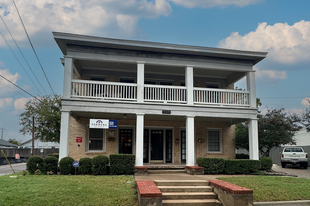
[{"xmin": 281, "ymin": 147, "xmax": 308, "ymax": 169}]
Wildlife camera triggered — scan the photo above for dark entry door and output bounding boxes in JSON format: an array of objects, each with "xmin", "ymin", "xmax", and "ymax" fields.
[
  {"xmin": 119, "ymin": 129, "xmax": 133, "ymax": 154},
  {"xmin": 181, "ymin": 131, "xmax": 186, "ymax": 163},
  {"xmin": 151, "ymin": 130, "xmax": 163, "ymax": 160}
]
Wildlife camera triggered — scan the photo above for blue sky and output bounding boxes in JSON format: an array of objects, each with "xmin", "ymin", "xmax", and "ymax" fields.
[{"xmin": 0, "ymin": 0, "xmax": 309, "ymax": 142}]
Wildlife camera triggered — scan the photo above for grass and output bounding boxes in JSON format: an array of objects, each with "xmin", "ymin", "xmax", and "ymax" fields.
[
  {"xmin": 0, "ymin": 173, "xmax": 138, "ymax": 206},
  {"xmin": 218, "ymin": 176, "xmax": 310, "ymax": 202}
]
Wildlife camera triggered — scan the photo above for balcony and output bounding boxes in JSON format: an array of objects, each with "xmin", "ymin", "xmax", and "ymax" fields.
[{"xmin": 71, "ymin": 79, "xmax": 250, "ymax": 107}]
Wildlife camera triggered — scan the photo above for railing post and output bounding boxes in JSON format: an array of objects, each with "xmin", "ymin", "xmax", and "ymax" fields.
[
  {"xmin": 185, "ymin": 65, "xmax": 194, "ymax": 105},
  {"xmin": 137, "ymin": 61, "xmax": 145, "ymax": 103},
  {"xmin": 63, "ymin": 58, "xmax": 73, "ymax": 98},
  {"xmin": 246, "ymin": 71, "xmax": 256, "ymax": 108}
]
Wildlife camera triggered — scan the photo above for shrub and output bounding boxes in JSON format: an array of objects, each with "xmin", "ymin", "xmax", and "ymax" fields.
[
  {"xmin": 48, "ymin": 153, "xmax": 59, "ymax": 160},
  {"xmin": 43, "ymin": 156, "xmax": 58, "ymax": 174},
  {"xmin": 34, "ymin": 169, "xmax": 43, "ymax": 175},
  {"xmin": 196, "ymin": 157, "xmax": 225, "ymax": 174},
  {"xmin": 236, "ymin": 153, "xmax": 249, "ymax": 159},
  {"xmin": 260, "ymin": 157, "xmax": 273, "ymax": 171},
  {"xmin": 59, "ymin": 157, "xmax": 75, "ymax": 175},
  {"xmin": 110, "ymin": 154, "xmax": 135, "ymax": 175},
  {"xmin": 92, "ymin": 155, "xmax": 109, "ymax": 175},
  {"xmin": 26, "ymin": 156, "xmax": 43, "ymax": 174},
  {"xmin": 79, "ymin": 158, "xmax": 93, "ymax": 175},
  {"xmin": 224, "ymin": 159, "xmax": 261, "ymax": 175}
]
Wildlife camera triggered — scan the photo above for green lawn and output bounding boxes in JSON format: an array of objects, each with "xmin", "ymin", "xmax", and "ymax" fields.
[
  {"xmin": 0, "ymin": 173, "xmax": 138, "ymax": 206},
  {"xmin": 218, "ymin": 176, "xmax": 310, "ymax": 202}
]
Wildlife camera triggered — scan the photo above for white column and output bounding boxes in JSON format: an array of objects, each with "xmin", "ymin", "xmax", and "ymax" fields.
[
  {"xmin": 248, "ymin": 119, "xmax": 259, "ymax": 160},
  {"xmin": 185, "ymin": 66, "xmax": 194, "ymax": 105},
  {"xmin": 137, "ymin": 62, "xmax": 145, "ymax": 103},
  {"xmin": 135, "ymin": 113, "xmax": 144, "ymax": 166},
  {"xmin": 63, "ymin": 58, "xmax": 74, "ymax": 98},
  {"xmin": 246, "ymin": 71, "xmax": 256, "ymax": 108},
  {"xmin": 59, "ymin": 110, "xmax": 70, "ymax": 161},
  {"xmin": 186, "ymin": 115, "xmax": 195, "ymax": 166}
]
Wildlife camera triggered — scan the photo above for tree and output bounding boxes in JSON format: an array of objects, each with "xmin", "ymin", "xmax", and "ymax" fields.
[
  {"xmin": 302, "ymin": 99, "xmax": 310, "ymax": 132},
  {"xmin": 19, "ymin": 94, "xmax": 61, "ymax": 143},
  {"xmin": 8, "ymin": 139, "xmax": 20, "ymax": 145},
  {"xmin": 236, "ymin": 107, "xmax": 302, "ymax": 157}
]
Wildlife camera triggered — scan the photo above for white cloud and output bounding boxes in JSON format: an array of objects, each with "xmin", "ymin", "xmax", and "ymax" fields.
[
  {"xmin": 14, "ymin": 97, "xmax": 31, "ymax": 110},
  {"xmin": 0, "ymin": 98, "xmax": 13, "ymax": 108},
  {"xmin": 301, "ymin": 98, "xmax": 310, "ymax": 107},
  {"xmin": 0, "ymin": 0, "xmax": 172, "ymax": 47},
  {"xmin": 256, "ymin": 68, "xmax": 287, "ymax": 80},
  {"xmin": 170, "ymin": 0, "xmax": 262, "ymax": 8},
  {"xmin": 285, "ymin": 108, "xmax": 303, "ymax": 115},
  {"xmin": 0, "ymin": 69, "xmax": 20, "ymax": 96},
  {"xmin": 218, "ymin": 20, "xmax": 310, "ymax": 63}
]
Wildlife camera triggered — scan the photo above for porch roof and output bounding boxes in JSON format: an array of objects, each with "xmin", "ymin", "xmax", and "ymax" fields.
[{"xmin": 53, "ymin": 32, "xmax": 267, "ymax": 65}]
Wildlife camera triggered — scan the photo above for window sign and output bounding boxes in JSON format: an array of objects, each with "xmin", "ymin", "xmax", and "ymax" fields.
[
  {"xmin": 109, "ymin": 120, "xmax": 117, "ymax": 129},
  {"xmin": 90, "ymin": 119, "xmax": 109, "ymax": 129}
]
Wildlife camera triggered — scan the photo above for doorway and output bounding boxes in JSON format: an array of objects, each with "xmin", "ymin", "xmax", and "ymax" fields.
[
  {"xmin": 151, "ymin": 130, "xmax": 164, "ymax": 162},
  {"xmin": 119, "ymin": 129, "xmax": 133, "ymax": 154},
  {"xmin": 181, "ymin": 130, "xmax": 186, "ymax": 163}
]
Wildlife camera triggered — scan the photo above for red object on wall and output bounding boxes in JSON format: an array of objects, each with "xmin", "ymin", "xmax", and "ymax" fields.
[{"xmin": 76, "ymin": 137, "xmax": 82, "ymax": 143}]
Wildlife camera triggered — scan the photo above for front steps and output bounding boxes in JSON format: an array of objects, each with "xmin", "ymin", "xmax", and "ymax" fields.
[{"xmin": 154, "ymin": 180, "xmax": 222, "ymax": 206}]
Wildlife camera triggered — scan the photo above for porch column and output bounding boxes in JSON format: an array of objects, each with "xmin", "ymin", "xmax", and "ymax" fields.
[
  {"xmin": 248, "ymin": 118, "xmax": 259, "ymax": 160},
  {"xmin": 137, "ymin": 61, "xmax": 145, "ymax": 103},
  {"xmin": 136, "ymin": 113, "xmax": 145, "ymax": 166},
  {"xmin": 186, "ymin": 115, "xmax": 195, "ymax": 166},
  {"xmin": 185, "ymin": 65, "xmax": 194, "ymax": 105},
  {"xmin": 59, "ymin": 110, "xmax": 70, "ymax": 161},
  {"xmin": 246, "ymin": 71, "xmax": 256, "ymax": 108},
  {"xmin": 63, "ymin": 58, "xmax": 74, "ymax": 98}
]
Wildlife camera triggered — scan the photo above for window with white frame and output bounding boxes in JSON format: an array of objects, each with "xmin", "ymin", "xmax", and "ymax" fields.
[
  {"xmin": 207, "ymin": 129, "xmax": 221, "ymax": 152},
  {"xmin": 88, "ymin": 128, "xmax": 106, "ymax": 151}
]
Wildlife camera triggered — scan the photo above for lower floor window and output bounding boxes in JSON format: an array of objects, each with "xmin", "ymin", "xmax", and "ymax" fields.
[
  {"xmin": 207, "ymin": 129, "xmax": 221, "ymax": 152},
  {"xmin": 88, "ymin": 128, "xmax": 106, "ymax": 151}
]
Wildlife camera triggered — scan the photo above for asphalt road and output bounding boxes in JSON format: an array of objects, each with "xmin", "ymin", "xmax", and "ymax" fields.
[
  {"xmin": 272, "ymin": 164, "xmax": 310, "ymax": 179},
  {"xmin": 0, "ymin": 163, "xmax": 26, "ymax": 176}
]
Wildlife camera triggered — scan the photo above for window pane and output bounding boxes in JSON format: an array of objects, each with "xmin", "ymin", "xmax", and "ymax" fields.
[
  {"xmin": 208, "ymin": 130, "xmax": 220, "ymax": 152},
  {"xmin": 89, "ymin": 129, "xmax": 103, "ymax": 150}
]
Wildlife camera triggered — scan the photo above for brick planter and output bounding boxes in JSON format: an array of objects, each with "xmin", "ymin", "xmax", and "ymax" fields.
[
  {"xmin": 136, "ymin": 180, "xmax": 162, "ymax": 206},
  {"xmin": 185, "ymin": 166, "xmax": 204, "ymax": 175},
  {"xmin": 135, "ymin": 166, "xmax": 148, "ymax": 176}
]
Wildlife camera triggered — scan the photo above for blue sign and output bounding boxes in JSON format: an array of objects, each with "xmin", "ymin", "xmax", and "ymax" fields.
[
  {"xmin": 109, "ymin": 120, "xmax": 117, "ymax": 129},
  {"xmin": 72, "ymin": 161, "xmax": 79, "ymax": 168}
]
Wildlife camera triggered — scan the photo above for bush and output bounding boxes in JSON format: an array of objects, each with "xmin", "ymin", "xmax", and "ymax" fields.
[
  {"xmin": 224, "ymin": 159, "xmax": 261, "ymax": 175},
  {"xmin": 26, "ymin": 156, "xmax": 43, "ymax": 174},
  {"xmin": 110, "ymin": 154, "xmax": 135, "ymax": 175},
  {"xmin": 79, "ymin": 158, "xmax": 93, "ymax": 175},
  {"xmin": 196, "ymin": 157, "xmax": 225, "ymax": 174},
  {"xmin": 59, "ymin": 157, "xmax": 75, "ymax": 175},
  {"xmin": 48, "ymin": 153, "xmax": 59, "ymax": 160},
  {"xmin": 236, "ymin": 153, "xmax": 250, "ymax": 159},
  {"xmin": 91, "ymin": 155, "xmax": 109, "ymax": 175},
  {"xmin": 43, "ymin": 156, "xmax": 58, "ymax": 174},
  {"xmin": 260, "ymin": 157, "xmax": 273, "ymax": 171}
]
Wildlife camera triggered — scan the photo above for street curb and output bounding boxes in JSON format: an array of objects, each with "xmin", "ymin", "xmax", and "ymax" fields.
[{"xmin": 254, "ymin": 200, "xmax": 310, "ymax": 206}]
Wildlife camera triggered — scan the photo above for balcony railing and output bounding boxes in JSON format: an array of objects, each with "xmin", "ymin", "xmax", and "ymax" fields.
[{"xmin": 71, "ymin": 80, "xmax": 250, "ymax": 107}]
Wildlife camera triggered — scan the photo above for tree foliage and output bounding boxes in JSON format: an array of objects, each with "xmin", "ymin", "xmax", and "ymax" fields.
[
  {"xmin": 8, "ymin": 139, "xmax": 20, "ymax": 145},
  {"xmin": 19, "ymin": 94, "xmax": 61, "ymax": 143},
  {"xmin": 302, "ymin": 100, "xmax": 310, "ymax": 132},
  {"xmin": 236, "ymin": 107, "xmax": 301, "ymax": 157}
]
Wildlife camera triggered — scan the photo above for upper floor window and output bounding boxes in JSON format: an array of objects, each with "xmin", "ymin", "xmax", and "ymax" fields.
[
  {"xmin": 206, "ymin": 82, "xmax": 221, "ymax": 89},
  {"xmin": 120, "ymin": 77, "xmax": 135, "ymax": 83}
]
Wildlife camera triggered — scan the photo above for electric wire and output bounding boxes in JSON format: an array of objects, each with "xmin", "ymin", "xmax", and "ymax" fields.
[
  {"xmin": 0, "ymin": 74, "xmax": 44, "ymax": 104},
  {"xmin": 11, "ymin": 0, "xmax": 55, "ymax": 96},
  {"xmin": 0, "ymin": 15, "xmax": 45, "ymax": 96},
  {"xmin": 0, "ymin": 30, "xmax": 44, "ymax": 96},
  {"xmin": 0, "ymin": 80, "xmax": 29, "ymax": 99}
]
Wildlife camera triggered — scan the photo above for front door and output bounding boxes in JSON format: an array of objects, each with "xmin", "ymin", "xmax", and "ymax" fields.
[
  {"xmin": 119, "ymin": 129, "xmax": 133, "ymax": 154},
  {"xmin": 151, "ymin": 130, "xmax": 163, "ymax": 161}
]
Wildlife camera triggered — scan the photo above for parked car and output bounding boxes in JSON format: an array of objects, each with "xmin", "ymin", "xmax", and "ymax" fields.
[{"xmin": 281, "ymin": 147, "xmax": 308, "ymax": 169}]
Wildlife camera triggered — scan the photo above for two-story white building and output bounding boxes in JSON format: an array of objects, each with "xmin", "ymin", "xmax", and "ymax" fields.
[{"xmin": 54, "ymin": 32, "xmax": 267, "ymax": 166}]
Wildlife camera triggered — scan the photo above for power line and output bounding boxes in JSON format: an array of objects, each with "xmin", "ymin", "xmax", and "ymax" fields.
[
  {"xmin": 0, "ymin": 29, "xmax": 45, "ymax": 96},
  {"xmin": 11, "ymin": 0, "xmax": 55, "ymax": 95},
  {"xmin": 0, "ymin": 15, "xmax": 45, "ymax": 96},
  {"xmin": 0, "ymin": 74, "xmax": 44, "ymax": 104},
  {"xmin": 0, "ymin": 80, "xmax": 29, "ymax": 98},
  {"xmin": 259, "ymin": 96, "xmax": 308, "ymax": 99}
]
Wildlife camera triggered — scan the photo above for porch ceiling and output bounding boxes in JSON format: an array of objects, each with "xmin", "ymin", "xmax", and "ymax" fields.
[{"xmin": 70, "ymin": 111, "xmax": 246, "ymax": 125}]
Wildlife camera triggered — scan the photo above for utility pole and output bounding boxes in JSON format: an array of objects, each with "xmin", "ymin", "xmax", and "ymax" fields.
[
  {"xmin": 0, "ymin": 128, "xmax": 6, "ymax": 140},
  {"xmin": 32, "ymin": 116, "xmax": 34, "ymax": 156}
]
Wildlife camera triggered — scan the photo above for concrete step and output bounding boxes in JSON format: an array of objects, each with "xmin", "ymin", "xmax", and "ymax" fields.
[
  {"xmin": 162, "ymin": 199, "xmax": 222, "ymax": 206},
  {"xmin": 148, "ymin": 170, "xmax": 186, "ymax": 174},
  {"xmin": 162, "ymin": 192, "xmax": 217, "ymax": 200},
  {"xmin": 154, "ymin": 180, "xmax": 209, "ymax": 186},
  {"xmin": 158, "ymin": 186, "xmax": 213, "ymax": 192}
]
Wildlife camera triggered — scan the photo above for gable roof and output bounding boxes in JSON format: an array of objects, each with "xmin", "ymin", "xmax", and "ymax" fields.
[{"xmin": 0, "ymin": 139, "xmax": 19, "ymax": 148}]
